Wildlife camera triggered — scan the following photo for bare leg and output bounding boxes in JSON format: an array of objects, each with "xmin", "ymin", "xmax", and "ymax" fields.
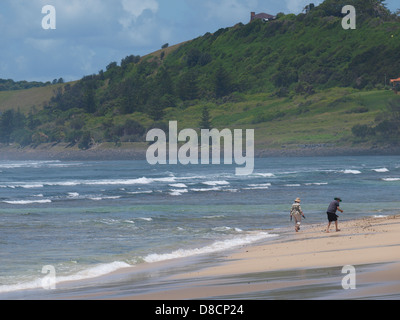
[{"xmin": 326, "ymin": 222, "xmax": 331, "ymax": 233}]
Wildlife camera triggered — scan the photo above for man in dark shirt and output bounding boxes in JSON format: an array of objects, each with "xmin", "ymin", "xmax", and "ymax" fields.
[{"xmin": 326, "ymin": 197, "xmax": 344, "ymax": 233}]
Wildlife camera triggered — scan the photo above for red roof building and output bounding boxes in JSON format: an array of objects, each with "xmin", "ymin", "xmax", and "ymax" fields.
[{"xmin": 250, "ymin": 12, "xmax": 276, "ymax": 22}]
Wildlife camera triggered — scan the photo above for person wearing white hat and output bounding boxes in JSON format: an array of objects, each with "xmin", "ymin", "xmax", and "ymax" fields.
[{"xmin": 290, "ymin": 198, "xmax": 305, "ymax": 232}]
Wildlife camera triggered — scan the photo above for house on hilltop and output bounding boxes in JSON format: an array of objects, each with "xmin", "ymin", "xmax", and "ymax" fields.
[{"xmin": 250, "ymin": 12, "xmax": 276, "ymax": 23}]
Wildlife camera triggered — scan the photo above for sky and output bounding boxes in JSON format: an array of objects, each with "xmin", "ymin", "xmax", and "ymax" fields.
[{"xmin": 0, "ymin": 0, "xmax": 398, "ymax": 82}]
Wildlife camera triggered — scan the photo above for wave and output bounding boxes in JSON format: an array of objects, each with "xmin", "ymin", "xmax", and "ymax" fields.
[
  {"xmin": 202, "ymin": 180, "xmax": 230, "ymax": 186},
  {"xmin": 191, "ymin": 187, "xmax": 221, "ymax": 192},
  {"xmin": 212, "ymin": 226, "xmax": 243, "ymax": 232},
  {"xmin": 0, "ymin": 184, "xmax": 45, "ymax": 189},
  {"xmin": 127, "ymin": 190, "xmax": 153, "ymax": 195},
  {"xmin": 0, "ymin": 261, "xmax": 130, "ymax": 294},
  {"xmin": 252, "ymin": 173, "xmax": 275, "ymax": 177},
  {"xmin": 342, "ymin": 169, "xmax": 362, "ymax": 174},
  {"xmin": 224, "ymin": 188, "xmax": 239, "ymax": 192},
  {"xmin": 175, "ymin": 175, "xmax": 207, "ymax": 180},
  {"xmin": 143, "ymin": 231, "xmax": 277, "ymax": 263},
  {"xmin": 169, "ymin": 189, "xmax": 189, "ymax": 196},
  {"xmin": 3, "ymin": 199, "xmax": 52, "ymax": 205},
  {"xmin": 0, "ymin": 176, "xmax": 177, "ymax": 189},
  {"xmin": 0, "ymin": 160, "xmax": 61, "ymax": 169},
  {"xmin": 203, "ymin": 215, "xmax": 225, "ymax": 219},
  {"xmin": 136, "ymin": 217, "xmax": 153, "ymax": 222},
  {"xmin": 382, "ymin": 178, "xmax": 400, "ymax": 181},
  {"xmin": 67, "ymin": 192, "xmax": 80, "ymax": 198},
  {"xmin": 89, "ymin": 196, "xmax": 121, "ymax": 201},
  {"xmin": 304, "ymin": 182, "xmax": 328, "ymax": 186},
  {"xmin": 245, "ymin": 183, "xmax": 271, "ymax": 190},
  {"xmin": 372, "ymin": 168, "xmax": 389, "ymax": 173},
  {"xmin": 169, "ymin": 183, "xmax": 187, "ymax": 188}
]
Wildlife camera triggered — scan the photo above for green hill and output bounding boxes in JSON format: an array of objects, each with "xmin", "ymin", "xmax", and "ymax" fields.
[{"xmin": 1, "ymin": 0, "xmax": 400, "ymax": 154}]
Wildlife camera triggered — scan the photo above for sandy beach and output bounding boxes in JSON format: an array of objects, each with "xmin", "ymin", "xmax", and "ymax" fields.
[
  {"xmin": 121, "ymin": 214, "xmax": 400, "ymax": 300},
  {"xmin": 4, "ymin": 214, "xmax": 399, "ymax": 301}
]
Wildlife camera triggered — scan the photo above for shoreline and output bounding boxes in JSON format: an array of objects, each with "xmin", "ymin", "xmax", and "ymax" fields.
[
  {"xmin": 18, "ymin": 214, "xmax": 399, "ymax": 300},
  {"xmin": 177, "ymin": 215, "xmax": 400, "ymax": 278},
  {"xmin": 119, "ymin": 215, "xmax": 400, "ymax": 300},
  {"xmin": 1, "ymin": 143, "xmax": 400, "ymax": 161}
]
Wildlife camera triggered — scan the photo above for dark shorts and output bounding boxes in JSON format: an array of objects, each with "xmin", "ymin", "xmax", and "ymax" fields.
[{"xmin": 327, "ymin": 212, "xmax": 338, "ymax": 222}]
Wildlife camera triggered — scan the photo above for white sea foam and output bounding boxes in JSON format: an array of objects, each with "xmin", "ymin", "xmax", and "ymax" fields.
[
  {"xmin": 169, "ymin": 183, "xmax": 187, "ymax": 188},
  {"xmin": 382, "ymin": 178, "xmax": 400, "ymax": 181},
  {"xmin": 0, "ymin": 261, "xmax": 131, "ymax": 294},
  {"xmin": 137, "ymin": 217, "xmax": 153, "ymax": 222},
  {"xmin": 372, "ymin": 168, "xmax": 389, "ymax": 173},
  {"xmin": 191, "ymin": 187, "xmax": 221, "ymax": 192},
  {"xmin": 127, "ymin": 190, "xmax": 153, "ymax": 195},
  {"xmin": 1, "ymin": 176, "xmax": 177, "ymax": 189},
  {"xmin": 252, "ymin": 172, "xmax": 275, "ymax": 177},
  {"xmin": 224, "ymin": 188, "xmax": 238, "ymax": 192},
  {"xmin": 342, "ymin": 169, "xmax": 362, "ymax": 174},
  {"xmin": 0, "ymin": 160, "xmax": 61, "ymax": 169},
  {"xmin": 169, "ymin": 189, "xmax": 189, "ymax": 196},
  {"xmin": 245, "ymin": 183, "xmax": 271, "ymax": 190},
  {"xmin": 89, "ymin": 196, "xmax": 121, "ymax": 201},
  {"xmin": 212, "ymin": 226, "xmax": 233, "ymax": 232},
  {"xmin": 176, "ymin": 175, "xmax": 207, "ymax": 180},
  {"xmin": 202, "ymin": 180, "xmax": 230, "ymax": 186},
  {"xmin": 18, "ymin": 184, "xmax": 45, "ymax": 189},
  {"xmin": 67, "ymin": 192, "xmax": 80, "ymax": 198},
  {"xmin": 212, "ymin": 226, "xmax": 242, "ymax": 232},
  {"xmin": 304, "ymin": 182, "xmax": 328, "ymax": 186},
  {"xmin": 3, "ymin": 199, "xmax": 52, "ymax": 205},
  {"xmin": 143, "ymin": 231, "xmax": 277, "ymax": 263}
]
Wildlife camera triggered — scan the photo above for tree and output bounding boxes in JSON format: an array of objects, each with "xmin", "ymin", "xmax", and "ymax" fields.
[
  {"xmin": 0, "ymin": 109, "xmax": 26, "ymax": 144},
  {"xmin": 83, "ymin": 85, "xmax": 96, "ymax": 113},
  {"xmin": 157, "ymin": 68, "xmax": 174, "ymax": 96},
  {"xmin": 214, "ymin": 66, "xmax": 232, "ymax": 98},
  {"xmin": 186, "ymin": 48, "xmax": 201, "ymax": 67},
  {"xmin": 147, "ymin": 97, "xmax": 165, "ymax": 121},
  {"xmin": 78, "ymin": 131, "xmax": 92, "ymax": 150},
  {"xmin": 0, "ymin": 110, "xmax": 16, "ymax": 144},
  {"xmin": 124, "ymin": 119, "xmax": 145, "ymax": 136},
  {"xmin": 178, "ymin": 71, "xmax": 198, "ymax": 101},
  {"xmin": 199, "ymin": 106, "xmax": 211, "ymax": 129}
]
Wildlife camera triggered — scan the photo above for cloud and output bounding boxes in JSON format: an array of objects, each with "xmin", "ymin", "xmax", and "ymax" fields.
[
  {"xmin": 121, "ymin": 0, "xmax": 159, "ymax": 19},
  {"xmin": 120, "ymin": 0, "xmax": 159, "ymax": 27}
]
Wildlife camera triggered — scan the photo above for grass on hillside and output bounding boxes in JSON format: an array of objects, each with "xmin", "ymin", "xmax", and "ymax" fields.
[{"xmin": 0, "ymin": 83, "xmax": 65, "ymax": 114}]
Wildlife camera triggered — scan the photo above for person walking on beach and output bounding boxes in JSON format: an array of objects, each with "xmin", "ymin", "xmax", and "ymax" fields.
[
  {"xmin": 326, "ymin": 197, "xmax": 344, "ymax": 233},
  {"xmin": 290, "ymin": 198, "xmax": 305, "ymax": 232}
]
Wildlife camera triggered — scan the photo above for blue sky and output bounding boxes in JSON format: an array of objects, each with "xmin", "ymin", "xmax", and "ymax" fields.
[{"xmin": 0, "ymin": 0, "xmax": 398, "ymax": 82}]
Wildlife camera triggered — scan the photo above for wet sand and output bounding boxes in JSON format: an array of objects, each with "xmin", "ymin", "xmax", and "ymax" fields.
[
  {"xmin": 6, "ymin": 215, "xmax": 399, "ymax": 300},
  {"xmin": 67, "ymin": 215, "xmax": 400, "ymax": 300}
]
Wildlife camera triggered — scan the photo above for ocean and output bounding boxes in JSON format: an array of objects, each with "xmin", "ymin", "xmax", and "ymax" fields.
[{"xmin": 0, "ymin": 155, "xmax": 399, "ymax": 298}]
